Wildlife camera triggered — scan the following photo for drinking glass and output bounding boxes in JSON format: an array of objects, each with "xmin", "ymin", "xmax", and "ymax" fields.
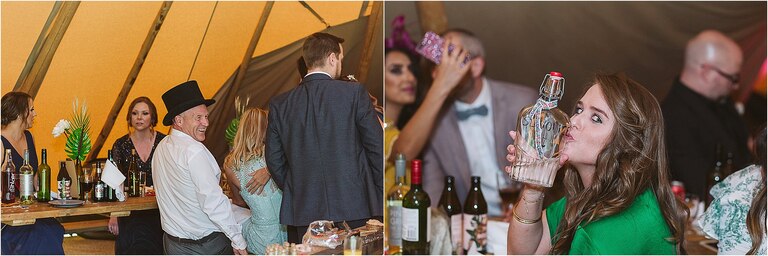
[
  {"xmin": 497, "ymin": 172, "xmax": 522, "ymax": 217},
  {"xmin": 685, "ymin": 193, "xmax": 703, "ymax": 233},
  {"xmin": 344, "ymin": 235, "xmax": 362, "ymax": 255},
  {"xmin": 79, "ymin": 165, "xmax": 94, "ymax": 203},
  {"xmin": 138, "ymin": 171, "xmax": 147, "ymax": 197}
]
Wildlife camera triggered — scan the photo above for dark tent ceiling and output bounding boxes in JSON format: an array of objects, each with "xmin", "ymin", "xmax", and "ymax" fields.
[{"xmin": 385, "ymin": 1, "xmax": 766, "ymax": 111}]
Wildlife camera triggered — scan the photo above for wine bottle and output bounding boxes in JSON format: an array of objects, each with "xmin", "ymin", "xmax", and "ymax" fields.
[
  {"xmin": 401, "ymin": 159, "xmax": 430, "ymax": 255},
  {"xmin": 128, "ymin": 149, "xmax": 139, "ymax": 197},
  {"xmin": 106, "ymin": 150, "xmax": 117, "ymax": 202},
  {"xmin": 2, "ymin": 149, "xmax": 16, "ymax": 203},
  {"xmin": 19, "ymin": 149, "xmax": 35, "ymax": 205},
  {"xmin": 57, "ymin": 160, "xmax": 72, "ymax": 200},
  {"xmin": 37, "ymin": 149, "xmax": 51, "ymax": 202},
  {"xmin": 386, "ymin": 153, "xmax": 410, "ymax": 255},
  {"xmin": 723, "ymin": 152, "xmax": 734, "ymax": 178},
  {"xmin": 439, "ymin": 175, "xmax": 463, "ymax": 254},
  {"xmin": 511, "ymin": 71, "xmax": 569, "ymax": 187},
  {"xmin": 94, "ymin": 162, "xmax": 105, "ymax": 202},
  {"xmin": 463, "ymin": 176, "xmax": 488, "ymax": 254},
  {"xmin": 705, "ymin": 144, "xmax": 724, "ymax": 207}
]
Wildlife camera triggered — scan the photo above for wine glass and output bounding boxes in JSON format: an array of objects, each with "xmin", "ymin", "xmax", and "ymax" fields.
[{"xmin": 79, "ymin": 165, "xmax": 94, "ymax": 203}]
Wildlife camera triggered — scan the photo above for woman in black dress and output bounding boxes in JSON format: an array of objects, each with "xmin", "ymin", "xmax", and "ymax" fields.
[{"xmin": 109, "ymin": 96, "xmax": 166, "ymax": 254}]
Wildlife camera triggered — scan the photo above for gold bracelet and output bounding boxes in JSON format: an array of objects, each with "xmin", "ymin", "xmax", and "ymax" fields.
[{"xmin": 512, "ymin": 205, "xmax": 541, "ymax": 224}]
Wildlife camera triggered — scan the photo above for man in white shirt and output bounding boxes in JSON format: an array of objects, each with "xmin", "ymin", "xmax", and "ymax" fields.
[
  {"xmin": 153, "ymin": 80, "xmax": 248, "ymax": 255},
  {"xmin": 421, "ymin": 28, "xmax": 538, "ymax": 217}
]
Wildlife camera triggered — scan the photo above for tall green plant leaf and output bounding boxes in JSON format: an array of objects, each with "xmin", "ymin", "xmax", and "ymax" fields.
[{"xmin": 65, "ymin": 99, "xmax": 91, "ymax": 161}]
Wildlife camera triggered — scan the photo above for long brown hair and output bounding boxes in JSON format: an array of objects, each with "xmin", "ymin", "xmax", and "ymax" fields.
[
  {"xmin": 1, "ymin": 92, "xmax": 33, "ymax": 127},
  {"xmin": 550, "ymin": 73, "xmax": 688, "ymax": 254},
  {"xmin": 224, "ymin": 108, "xmax": 269, "ymax": 172},
  {"xmin": 747, "ymin": 127, "xmax": 766, "ymax": 254}
]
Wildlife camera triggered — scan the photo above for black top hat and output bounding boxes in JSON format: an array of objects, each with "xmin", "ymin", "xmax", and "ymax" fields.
[{"xmin": 161, "ymin": 80, "xmax": 215, "ymax": 126}]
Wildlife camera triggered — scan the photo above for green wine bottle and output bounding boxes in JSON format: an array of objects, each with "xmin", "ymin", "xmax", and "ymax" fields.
[
  {"xmin": 36, "ymin": 149, "xmax": 51, "ymax": 202},
  {"xmin": 401, "ymin": 159, "xmax": 430, "ymax": 255}
]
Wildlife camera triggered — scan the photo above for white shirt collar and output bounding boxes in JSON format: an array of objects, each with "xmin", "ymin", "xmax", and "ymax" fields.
[
  {"xmin": 305, "ymin": 71, "xmax": 332, "ymax": 78},
  {"xmin": 169, "ymin": 128, "xmax": 198, "ymax": 141}
]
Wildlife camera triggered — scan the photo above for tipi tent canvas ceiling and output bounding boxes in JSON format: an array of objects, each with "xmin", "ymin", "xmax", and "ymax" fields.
[{"xmin": 1, "ymin": 1, "xmax": 380, "ymax": 173}]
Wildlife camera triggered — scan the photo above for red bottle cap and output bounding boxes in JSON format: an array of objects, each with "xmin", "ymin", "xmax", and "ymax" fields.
[
  {"xmin": 550, "ymin": 71, "xmax": 562, "ymax": 77},
  {"xmin": 411, "ymin": 160, "xmax": 422, "ymax": 185}
]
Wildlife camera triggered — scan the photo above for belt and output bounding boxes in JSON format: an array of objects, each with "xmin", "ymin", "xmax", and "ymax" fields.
[{"xmin": 166, "ymin": 232, "xmax": 222, "ymax": 244}]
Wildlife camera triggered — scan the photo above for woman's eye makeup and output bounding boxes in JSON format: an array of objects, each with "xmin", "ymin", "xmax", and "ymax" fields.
[
  {"xmin": 389, "ymin": 64, "xmax": 403, "ymax": 75},
  {"xmin": 591, "ymin": 115, "xmax": 602, "ymax": 123}
]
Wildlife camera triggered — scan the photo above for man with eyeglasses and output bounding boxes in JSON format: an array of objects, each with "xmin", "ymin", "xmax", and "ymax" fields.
[{"xmin": 661, "ymin": 30, "xmax": 751, "ymax": 200}]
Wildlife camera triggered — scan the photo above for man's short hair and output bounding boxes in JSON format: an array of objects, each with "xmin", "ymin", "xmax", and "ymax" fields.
[
  {"xmin": 302, "ymin": 32, "xmax": 345, "ymax": 69},
  {"xmin": 441, "ymin": 28, "xmax": 485, "ymax": 58}
]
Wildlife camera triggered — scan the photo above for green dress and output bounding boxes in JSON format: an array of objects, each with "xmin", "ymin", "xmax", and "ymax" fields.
[{"xmin": 546, "ymin": 188, "xmax": 676, "ymax": 254}]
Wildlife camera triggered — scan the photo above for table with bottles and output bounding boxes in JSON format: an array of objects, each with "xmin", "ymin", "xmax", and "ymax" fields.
[{"xmin": 0, "ymin": 196, "xmax": 157, "ymax": 226}]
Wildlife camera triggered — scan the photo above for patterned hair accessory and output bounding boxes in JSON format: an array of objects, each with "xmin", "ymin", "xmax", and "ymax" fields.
[{"xmin": 385, "ymin": 15, "xmax": 416, "ymax": 54}]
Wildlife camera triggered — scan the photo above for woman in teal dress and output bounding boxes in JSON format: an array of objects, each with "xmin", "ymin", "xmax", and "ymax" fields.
[
  {"xmin": 505, "ymin": 73, "xmax": 688, "ymax": 254},
  {"xmin": 223, "ymin": 108, "xmax": 287, "ymax": 254}
]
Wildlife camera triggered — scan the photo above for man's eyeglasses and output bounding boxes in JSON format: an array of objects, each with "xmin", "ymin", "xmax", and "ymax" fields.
[{"xmin": 704, "ymin": 64, "xmax": 740, "ymax": 84}]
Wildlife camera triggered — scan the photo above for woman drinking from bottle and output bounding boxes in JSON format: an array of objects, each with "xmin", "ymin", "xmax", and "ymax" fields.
[{"xmin": 505, "ymin": 73, "xmax": 688, "ymax": 254}]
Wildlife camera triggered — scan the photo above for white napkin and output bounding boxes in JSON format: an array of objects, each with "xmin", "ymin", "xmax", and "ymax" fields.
[
  {"xmin": 487, "ymin": 219, "xmax": 510, "ymax": 255},
  {"xmin": 102, "ymin": 160, "xmax": 127, "ymax": 201}
]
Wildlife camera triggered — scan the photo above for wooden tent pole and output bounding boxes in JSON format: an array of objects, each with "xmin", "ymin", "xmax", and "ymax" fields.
[
  {"xmin": 358, "ymin": 1, "xmax": 369, "ymax": 18},
  {"xmin": 231, "ymin": 1, "xmax": 274, "ymax": 94},
  {"xmin": 13, "ymin": 1, "xmax": 63, "ymax": 93},
  {"xmin": 87, "ymin": 2, "xmax": 173, "ymax": 163},
  {"xmin": 14, "ymin": 1, "xmax": 79, "ymax": 98},
  {"xmin": 356, "ymin": 1, "xmax": 382, "ymax": 83},
  {"xmin": 416, "ymin": 2, "xmax": 448, "ymax": 34}
]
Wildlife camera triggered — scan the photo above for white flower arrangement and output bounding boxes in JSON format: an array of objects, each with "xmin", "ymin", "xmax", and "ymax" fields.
[
  {"xmin": 51, "ymin": 98, "xmax": 92, "ymax": 162},
  {"xmin": 52, "ymin": 119, "xmax": 71, "ymax": 138}
]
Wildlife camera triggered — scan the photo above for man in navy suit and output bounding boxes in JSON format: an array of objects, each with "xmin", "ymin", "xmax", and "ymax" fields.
[{"xmin": 266, "ymin": 32, "xmax": 383, "ymax": 243}]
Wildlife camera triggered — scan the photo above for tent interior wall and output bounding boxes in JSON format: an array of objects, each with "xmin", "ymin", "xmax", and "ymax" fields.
[
  {"xmin": 385, "ymin": 1, "xmax": 767, "ymax": 114},
  {"xmin": 1, "ymin": 1, "xmax": 381, "ymax": 178}
]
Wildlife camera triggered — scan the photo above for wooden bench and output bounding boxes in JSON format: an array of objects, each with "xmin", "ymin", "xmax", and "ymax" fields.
[{"xmin": 61, "ymin": 219, "xmax": 109, "ymax": 233}]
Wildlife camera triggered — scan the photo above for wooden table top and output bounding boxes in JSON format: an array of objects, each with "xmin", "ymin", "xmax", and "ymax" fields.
[{"xmin": 1, "ymin": 196, "xmax": 157, "ymax": 226}]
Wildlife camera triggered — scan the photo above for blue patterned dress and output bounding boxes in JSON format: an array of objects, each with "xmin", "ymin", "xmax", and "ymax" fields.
[
  {"xmin": 233, "ymin": 156, "xmax": 287, "ymax": 254},
  {"xmin": 698, "ymin": 165, "xmax": 767, "ymax": 255}
]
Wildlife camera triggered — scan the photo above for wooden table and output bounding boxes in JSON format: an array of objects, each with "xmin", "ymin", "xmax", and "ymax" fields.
[
  {"xmin": 1, "ymin": 196, "xmax": 158, "ymax": 226},
  {"xmin": 684, "ymin": 228, "xmax": 717, "ymax": 255}
]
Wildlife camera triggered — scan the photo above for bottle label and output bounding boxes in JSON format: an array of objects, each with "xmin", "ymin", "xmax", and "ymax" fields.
[
  {"xmin": 463, "ymin": 213, "xmax": 488, "ymax": 254},
  {"xmin": 6, "ymin": 172, "xmax": 16, "ymax": 195},
  {"xmin": 402, "ymin": 207, "xmax": 430, "ymax": 242},
  {"xmin": 387, "ymin": 200, "xmax": 403, "ymax": 246},
  {"xmin": 59, "ymin": 179, "xmax": 71, "ymax": 199},
  {"xmin": 95, "ymin": 183, "xmax": 104, "ymax": 199},
  {"xmin": 19, "ymin": 173, "xmax": 34, "ymax": 197},
  {"xmin": 450, "ymin": 214, "xmax": 463, "ymax": 253}
]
